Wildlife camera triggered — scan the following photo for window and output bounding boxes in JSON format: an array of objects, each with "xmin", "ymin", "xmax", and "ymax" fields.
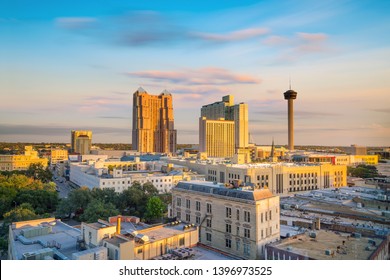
[
  {"xmin": 236, "ymin": 240, "xmax": 241, "ymax": 251},
  {"xmin": 236, "ymin": 226, "xmax": 240, "ymax": 235},
  {"xmin": 207, "ymin": 203, "xmax": 212, "ymax": 214},
  {"xmin": 186, "ymin": 214, "xmax": 190, "ymax": 222},
  {"xmin": 265, "ymin": 211, "xmax": 268, "ymax": 221},
  {"xmin": 137, "ymin": 248, "xmax": 143, "ymax": 254},
  {"xmin": 226, "ymin": 224, "xmax": 231, "ymax": 233},
  {"xmin": 177, "ymin": 211, "xmax": 181, "ymax": 219},
  {"xmin": 226, "ymin": 207, "xmax": 232, "ymax": 218},
  {"xmin": 186, "ymin": 199, "xmax": 191, "ymax": 209},
  {"xmin": 196, "ymin": 216, "xmax": 200, "ymax": 224},
  {"xmin": 236, "ymin": 209, "xmax": 240, "ymax": 220},
  {"xmin": 177, "ymin": 197, "xmax": 181, "ymax": 207},
  {"xmin": 244, "ymin": 228, "xmax": 250, "ymax": 239},
  {"xmin": 261, "ymin": 229, "xmax": 264, "ymax": 239},
  {"xmin": 244, "ymin": 211, "xmax": 251, "ymax": 222},
  {"xmin": 206, "ymin": 218, "xmax": 212, "ymax": 228},
  {"xmin": 243, "ymin": 244, "xmax": 250, "ymax": 256},
  {"xmin": 206, "ymin": 233, "xmax": 212, "ymax": 242},
  {"xmin": 269, "ymin": 210, "xmax": 272, "ymax": 220},
  {"xmin": 261, "ymin": 213, "xmax": 263, "ymax": 223},
  {"xmin": 179, "ymin": 237, "xmax": 185, "ymax": 246},
  {"xmin": 196, "ymin": 201, "xmax": 201, "ymax": 211},
  {"xmin": 225, "ymin": 239, "xmax": 232, "ymax": 248}
]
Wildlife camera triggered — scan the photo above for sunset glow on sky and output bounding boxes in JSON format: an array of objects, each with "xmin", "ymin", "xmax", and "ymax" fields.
[{"xmin": 1, "ymin": 1, "xmax": 389, "ymax": 146}]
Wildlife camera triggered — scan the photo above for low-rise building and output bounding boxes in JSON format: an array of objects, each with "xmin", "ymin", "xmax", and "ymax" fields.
[
  {"xmin": 8, "ymin": 218, "xmax": 83, "ymax": 260},
  {"xmin": 0, "ymin": 146, "xmax": 48, "ymax": 171},
  {"xmin": 266, "ymin": 230, "xmax": 389, "ymax": 260},
  {"xmin": 70, "ymin": 160, "xmax": 204, "ymax": 192},
  {"xmin": 81, "ymin": 216, "xmax": 199, "ymax": 260},
  {"xmin": 172, "ymin": 180, "xmax": 280, "ymax": 259},
  {"xmin": 50, "ymin": 148, "xmax": 68, "ymax": 165},
  {"xmin": 167, "ymin": 158, "xmax": 347, "ymax": 195}
]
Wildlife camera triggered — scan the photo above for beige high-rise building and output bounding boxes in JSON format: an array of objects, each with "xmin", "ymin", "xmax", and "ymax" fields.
[
  {"xmin": 226, "ymin": 103, "xmax": 249, "ymax": 149},
  {"xmin": 71, "ymin": 130, "xmax": 92, "ymax": 154},
  {"xmin": 199, "ymin": 117, "xmax": 235, "ymax": 158},
  {"xmin": 200, "ymin": 95, "xmax": 249, "ymax": 157},
  {"xmin": 132, "ymin": 87, "xmax": 177, "ymax": 154}
]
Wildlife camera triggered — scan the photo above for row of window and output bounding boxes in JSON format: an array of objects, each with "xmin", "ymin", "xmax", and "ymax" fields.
[
  {"xmin": 289, "ymin": 173, "xmax": 317, "ymax": 178},
  {"xmin": 205, "ymin": 234, "xmax": 251, "ymax": 256},
  {"xmin": 177, "ymin": 198, "xmax": 213, "ymax": 213}
]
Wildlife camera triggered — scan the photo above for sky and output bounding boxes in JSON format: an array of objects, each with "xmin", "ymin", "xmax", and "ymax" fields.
[{"xmin": 1, "ymin": 0, "xmax": 389, "ymax": 146}]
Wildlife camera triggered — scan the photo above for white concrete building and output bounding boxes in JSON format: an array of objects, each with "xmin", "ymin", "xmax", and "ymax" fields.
[{"xmin": 69, "ymin": 160, "xmax": 204, "ymax": 193}]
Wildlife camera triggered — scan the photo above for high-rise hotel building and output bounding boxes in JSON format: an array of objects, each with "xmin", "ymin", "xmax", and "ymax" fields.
[
  {"xmin": 132, "ymin": 87, "xmax": 177, "ymax": 154},
  {"xmin": 71, "ymin": 130, "xmax": 92, "ymax": 154},
  {"xmin": 199, "ymin": 95, "xmax": 248, "ymax": 158}
]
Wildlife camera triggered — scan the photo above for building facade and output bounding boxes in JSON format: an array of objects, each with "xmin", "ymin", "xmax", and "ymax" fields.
[
  {"xmin": 199, "ymin": 117, "xmax": 235, "ymax": 158},
  {"xmin": 167, "ymin": 158, "xmax": 347, "ymax": 195},
  {"xmin": 71, "ymin": 130, "xmax": 92, "ymax": 154},
  {"xmin": 132, "ymin": 87, "xmax": 177, "ymax": 154},
  {"xmin": 172, "ymin": 181, "xmax": 280, "ymax": 259},
  {"xmin": 50, "ymin": 149, "xmax": 68, "ymax": 165},
  {"xmin": 70, "ymin": 160, "xmax": 204, "ymax": 193},
  {"xmin": 199, "ymin": 95, "xmax": 249, "ymax": 157},
  {"xmin": 0, "ymin": 146, "xmax": 48, "ymax": 171}
]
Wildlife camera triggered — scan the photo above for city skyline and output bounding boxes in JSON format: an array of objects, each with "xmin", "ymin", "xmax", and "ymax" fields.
[{"xmin": 1, "ymin": 1, "xmax": 389, "ymax": 146}]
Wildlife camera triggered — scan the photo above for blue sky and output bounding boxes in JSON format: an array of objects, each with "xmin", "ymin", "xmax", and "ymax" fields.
[{"xmin": 1, "ymin": 0, "xmax": 389, "ymax": 146}]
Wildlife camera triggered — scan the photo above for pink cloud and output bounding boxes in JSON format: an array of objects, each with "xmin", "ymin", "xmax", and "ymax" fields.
[
  {"xmin": 194, "ymin": 27, "xmax": 269, "ymax": 42},
  {"xmin": 127, "ymin": 67, "xmax": 261, "ymax": 86}
]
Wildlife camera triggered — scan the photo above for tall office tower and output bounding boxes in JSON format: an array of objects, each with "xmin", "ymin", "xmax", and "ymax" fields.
[
  {"xmin": 283, "ymin": 88, "xmax": 297, "ymax": 151},
  {"xmin": 71, "ymin": 130, "xmax": 92, "ymax": 154},
  {"xmin": 199, "ymin": 117, "xmax": 235, "ymax": 158},
  {"xmin": 226, "ymin": 103, "xmax": 249, "ymax": 149},
  {"xmin": 132, "ymin": 87, "xmax": 177, "ymax": 154},
  {"xmin": 200, "ymin": 95, "xmax": 248, "ymax": 152}
]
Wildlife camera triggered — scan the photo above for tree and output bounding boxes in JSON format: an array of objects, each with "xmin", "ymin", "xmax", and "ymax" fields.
[
  {"xmin": 55, "ymin": 199, "xmax": 73, "ymax": 219},
  {"xmin": 145, "ymin": 196, "xmax": 165, "ymax": 223},
  {"xmin": 3, "ymin": 203, "xmax": 37, "ymax": 223},
  {"xmin": 26, "ymin": 163, "xmax": 52, "ymax": 183},
  {"xmin": 68, "ymin": 186, "xmax": 92, "ymax": 213},
  {"xmin": 80, "ymin": 199, "xmax": 119, "ymax": 223}
]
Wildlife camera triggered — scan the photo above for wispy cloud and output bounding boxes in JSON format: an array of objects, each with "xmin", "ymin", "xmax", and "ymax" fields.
[
  {"xmin": 55, "ymin": 11, "xmax": 269, "ymax": 47},
  {"xmin": 263, "ymin": 32, "xmax": 333, "ymax": 62},
  {"xmin": 193, "ymin": 27, "xmax": 269, "ymax": 43},
  {"xmin": 370, "ymin": 108, "xmax": 390, "ymax": 114},
  {"xmin": 0, "ymin": 124, "xmax": 128, "ymax": 136},
  {"xmin": 255, "ymin": 110, "xmax": 341, "ymax": 118},
  {"xmin": 55, "ymin": 17, "xmax": 97, "ymax": 29},
  {"xmin": 127, "ymin": 67, "xmax": 260, "ymax": 86}
]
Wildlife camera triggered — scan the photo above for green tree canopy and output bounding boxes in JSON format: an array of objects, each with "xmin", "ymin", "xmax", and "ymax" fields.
[
  {"xmin": 3, "ymin": 203, "xmax": 37, "ymax": 223},
  {"xmin": 80, "ymin": 199, "xmax": 119, "ymax": 223},
  {"xmin": 145, "ymin": 196, "xmax": 165, "ymax": 222},
  {"xmin": 26, "ymin": 163, "xmax": 52, "ymax": 183}
]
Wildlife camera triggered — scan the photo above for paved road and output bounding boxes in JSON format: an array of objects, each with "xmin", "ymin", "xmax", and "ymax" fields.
[{"xmin": 54, "ymin": 178, "xmax": 73, "ymax": 199}]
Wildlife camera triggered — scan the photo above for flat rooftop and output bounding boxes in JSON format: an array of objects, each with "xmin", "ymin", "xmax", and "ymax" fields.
[
  {"xmin": 176, "ymin": 181, "xmax": 275, "ymax": 202},
  {"xmin": 270, "ymin": 230, "xmax": 384, "ymax": 260},
  {"xmin": 133, "ymin": 223, "xmax": 197, "ymax": 247},
  {"xmin": 10, "ymin": 218, "xmax": 81, "ymax": 260}
]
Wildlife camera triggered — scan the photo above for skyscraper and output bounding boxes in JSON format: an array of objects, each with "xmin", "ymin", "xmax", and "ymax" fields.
[
  {"xmin": 71, "ymin": 130, "xmax": 92, "ymax": 154},
  {"xmin": 132, "ymin": 87, "xmax": 177, "ymax": 154},
  {"xmin": 199, "ymin": 95, "xmax": 248, "ymax": 158}
]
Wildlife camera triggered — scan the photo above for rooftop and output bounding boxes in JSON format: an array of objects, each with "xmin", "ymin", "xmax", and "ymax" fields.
[
  {"xmin": 10, "ymin": 218, "xmax": 81, "ymax": 260},
  {"xmin": 175, "ymin": 180, "xmax": 275, "ymax": 202},
  {"xmin": 269, "ymin": 230, "xmax": 384, "ymax": 260}
]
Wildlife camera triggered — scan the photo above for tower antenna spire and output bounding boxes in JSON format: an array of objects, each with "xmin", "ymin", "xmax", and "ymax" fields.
[{"xmin": 289, "ymin": 75, "xmax": 291, "ymax": 90}]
